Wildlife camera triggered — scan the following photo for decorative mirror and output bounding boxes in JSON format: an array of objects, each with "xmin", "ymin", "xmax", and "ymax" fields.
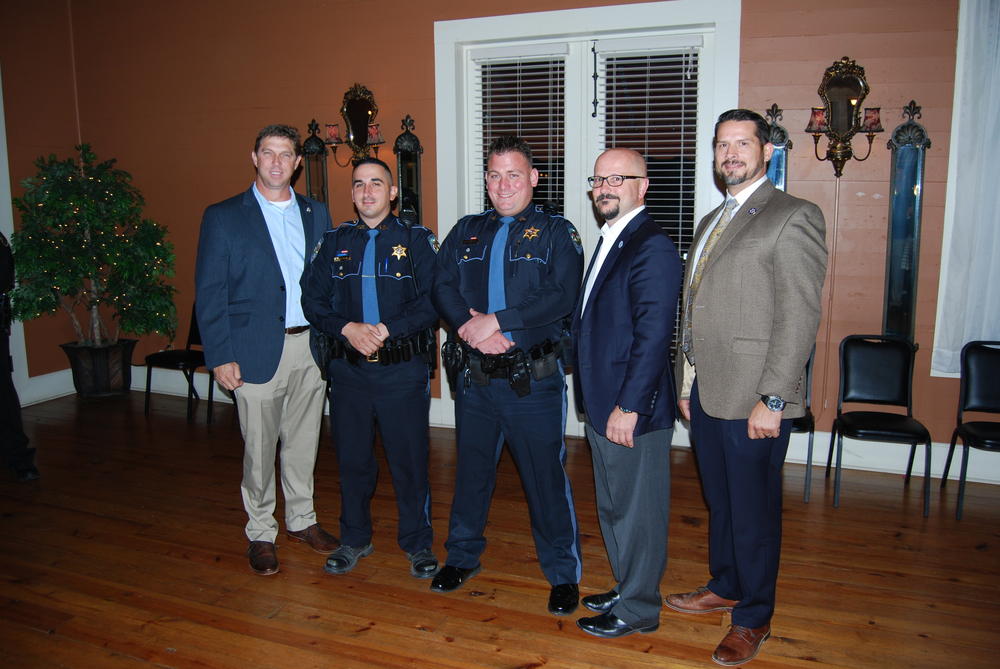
[
  {"xmin": 393, "ymin": 115, "xmax": 424, "ymax": 227},
  {"xmin": 821, "ymin": 57, "xmax": 868, "ymax": 139},
  {"xmin": 805, "ymin": 57, "xmax": 882, "ymax": 177},
  {"xmin": 763, "ymin": 104, "xmax": 792, "ymax": 192},
  {"xmin": 884, "ymin": 100, "xmax": 931, "ymax": 341},
  {"xmin": 341, "ymin": 83, "xmax": 378, "ymax": 163}
]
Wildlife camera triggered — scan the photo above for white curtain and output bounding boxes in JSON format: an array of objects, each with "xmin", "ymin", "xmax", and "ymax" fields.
[{"xmin": 932, "ymin": 0, "xmax": 1000, "ymax": 375}]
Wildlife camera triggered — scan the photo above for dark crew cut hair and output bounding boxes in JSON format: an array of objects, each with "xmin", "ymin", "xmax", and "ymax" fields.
[
  {"xmin": 254, "ymin": 124, "xmax": 303, "ymax": 155},
  {"xmin": 353, "ymin": 157, "xmax": 393, "ymax": 180},
  {"xmin": 714, "ymin": 109, "xmax": 770, "ymax": 147},
  {"xmin": 486, "ymin": 135, "xmax": 534, "ymax": 167}
]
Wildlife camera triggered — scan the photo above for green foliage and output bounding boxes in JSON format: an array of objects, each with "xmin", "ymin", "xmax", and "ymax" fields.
[{"xmin": 10, "ymin": 144, "xmax": 177, "ymax": 345}]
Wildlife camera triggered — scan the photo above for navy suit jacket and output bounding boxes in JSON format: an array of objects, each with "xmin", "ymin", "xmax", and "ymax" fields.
[
  {"xmin": 572, "ymin": 209, "xmax": 682, "ymax": 438},
  {"xmin": 195, "ymin": 186, "xmax": 331, "ymax": 384}
]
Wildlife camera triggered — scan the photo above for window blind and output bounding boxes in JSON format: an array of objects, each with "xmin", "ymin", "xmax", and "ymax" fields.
[{"xmin": 471, "ymin": 57, "xmax": 566, "ymax": 214}]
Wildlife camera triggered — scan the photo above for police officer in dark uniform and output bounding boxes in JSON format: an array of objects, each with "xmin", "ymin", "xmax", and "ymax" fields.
[
  {"xmin": 301, "ymin": 158, "xmax": 439, "ymax": 578},
  {"xmin": 1, "ymin": 230, "xmax": 39, "ymax": 482},
  {"xmin": 430, "ymin": 136, "xmax": 584, "ymax": 616}
]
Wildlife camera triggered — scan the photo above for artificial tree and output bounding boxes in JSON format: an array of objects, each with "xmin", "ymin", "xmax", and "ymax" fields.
[{"xmin": 10, "ymin": 144, "xmax": 177, "ymax": 393}]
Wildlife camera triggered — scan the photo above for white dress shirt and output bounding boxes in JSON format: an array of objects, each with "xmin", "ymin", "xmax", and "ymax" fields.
[{"xmin": 581, "ymin": 205, "xmax": 645, "ymax": 315}]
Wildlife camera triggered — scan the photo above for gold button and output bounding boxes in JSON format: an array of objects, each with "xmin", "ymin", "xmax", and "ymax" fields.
[
  {"xmin": 463, "ymin": 255, "xmax": 468, "ymax": 259},
  {"xmin": 526, "ymin": 253, "xmax": 532, "ymax": 259},
  {"xmin": 395, "ymin": 272, "xmax": 401, "ymax": 277}
]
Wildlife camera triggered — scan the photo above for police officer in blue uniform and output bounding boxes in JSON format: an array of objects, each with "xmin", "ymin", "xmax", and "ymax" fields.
[
  {"xmin": 301, "ymin": 158, "xmax": 439, "ymax": 578},
  {"xmin": 431, "ymin": 136, "xmax": 584, "ymax": 616}
]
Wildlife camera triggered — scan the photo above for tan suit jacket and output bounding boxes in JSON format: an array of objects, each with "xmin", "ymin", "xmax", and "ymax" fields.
[{"xmin": 676, "ymin": 179, "xmax": 827, "ymax": 420}]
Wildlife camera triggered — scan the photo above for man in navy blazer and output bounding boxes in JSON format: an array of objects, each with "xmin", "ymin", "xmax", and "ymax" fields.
[
  {"xmin": 572, "ymin": 148, "xmax": 682, "ymax": 638},
  {"xmin": 195, "ymin": 124, "xmax": 337, "ymax": 576}
]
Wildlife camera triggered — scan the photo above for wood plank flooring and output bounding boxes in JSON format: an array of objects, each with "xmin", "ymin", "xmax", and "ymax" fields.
[{"xmin": 1, "ymin": 392, "xmax": 998, "ymax": 668}]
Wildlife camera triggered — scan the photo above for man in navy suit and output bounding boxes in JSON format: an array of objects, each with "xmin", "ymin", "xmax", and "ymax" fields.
[
  {"xmin": 572, "ymin": 148, "xmax": 682, "ymax": 638},
  {"xmin": 196, "ymin": 124, "xmax": 338, "ymax": 576}
]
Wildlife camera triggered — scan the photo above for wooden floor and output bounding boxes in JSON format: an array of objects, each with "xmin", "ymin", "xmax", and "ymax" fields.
[{"xmin": 2, "ymin": 392, "xmax": 998, "ymax": 668}]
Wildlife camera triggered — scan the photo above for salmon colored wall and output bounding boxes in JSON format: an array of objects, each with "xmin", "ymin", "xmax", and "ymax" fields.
[
  {"xmin": 739, "ymin": 0, "xmax": 959, "ymax": 438},
  {"xmin": 2, "ymin": 0, "xmax": 962, "ymax": 439}
]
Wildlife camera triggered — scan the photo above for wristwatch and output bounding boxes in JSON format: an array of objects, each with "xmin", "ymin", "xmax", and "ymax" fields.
[
  {"xmin": 760, "ymin": 395, "xmax": 786, "ymax": 412},
  {"xmin": 617, "ymin": 406, "xmax": 634, "ymax": 414}
]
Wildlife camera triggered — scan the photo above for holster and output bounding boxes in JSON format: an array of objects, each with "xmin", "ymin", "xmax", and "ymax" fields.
[{"xmin": 442, "ymin": 329, "xmax": 466, "ymax": 392}]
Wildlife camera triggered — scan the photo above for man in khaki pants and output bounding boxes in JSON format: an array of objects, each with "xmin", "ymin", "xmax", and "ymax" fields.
[{"xmin": 196, "ymin": 124, "xmax": 338, "ymax": 574}]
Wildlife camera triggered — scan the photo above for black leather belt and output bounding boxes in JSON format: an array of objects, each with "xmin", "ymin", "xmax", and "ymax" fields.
[
  {"xmin": 333, "ymin": 328, "xmax": 435, "ymax": 366},
  {"xmin": 285, "ymin": 325, "xmax": 309, "ymax": 335}
]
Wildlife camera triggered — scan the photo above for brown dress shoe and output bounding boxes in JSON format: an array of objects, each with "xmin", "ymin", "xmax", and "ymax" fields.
[
  {"xmin": 247, "ymin": 541, "xmax": 279, "ymax": 575},
  {"xmin": 712, "ymin": 624, "xmax": 771, "ymax": 666},
  {"xmin": 664, "ymin": 586, "xmax": 738, "ymax": 614},
  {"xmin": 286, "ymin": 523, "xmax": 339, "ymax": 554}
]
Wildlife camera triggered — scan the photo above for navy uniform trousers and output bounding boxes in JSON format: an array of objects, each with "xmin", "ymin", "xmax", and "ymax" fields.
[
  {"xmin": 445, "ymin": 368, "xmax": 582, "ymax": 586},
  {"xmin": 328, "ymin": 355, "xmax": 433, "ymax": 554},
  {"xmin": 689, "ymin": 381, "xmax": 790, "ymax": 628}
]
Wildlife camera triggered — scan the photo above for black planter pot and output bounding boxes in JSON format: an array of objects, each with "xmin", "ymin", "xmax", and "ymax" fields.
[{"xmin": 59, "ymin": 339, "xmax": 138, "ymax": 398}]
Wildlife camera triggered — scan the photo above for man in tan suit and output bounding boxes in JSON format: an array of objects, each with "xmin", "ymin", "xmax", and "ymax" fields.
[{"xmin": 666, "ymin": 109, "xmax": 827, "ymax": 666}]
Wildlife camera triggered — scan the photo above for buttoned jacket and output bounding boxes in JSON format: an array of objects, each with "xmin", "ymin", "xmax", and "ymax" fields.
[{"xmin": 676, "ymin": 180, "xmax": 827, "ymax": 420}]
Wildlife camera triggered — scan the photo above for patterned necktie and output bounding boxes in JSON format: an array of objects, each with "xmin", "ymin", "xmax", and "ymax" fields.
[
  {"xmin": 362, "ymin": 228, "xmax": 380, "ymax": 324},
  {"xmin": 681, "ymin": 197, "xmax": 738, "ymax": 364}
]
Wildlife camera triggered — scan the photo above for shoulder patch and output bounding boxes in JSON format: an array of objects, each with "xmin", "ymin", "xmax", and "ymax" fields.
[
  {"xmin": 309, "ymin": 239, "xmax": 324, "ymax": 263},
  {"xmin": 427, "ymin": 232, "xmax": 440, "ymax": 254},
  {"xmin": 567, "ymin": 222, "xmax": 583, "ymax": 255}
]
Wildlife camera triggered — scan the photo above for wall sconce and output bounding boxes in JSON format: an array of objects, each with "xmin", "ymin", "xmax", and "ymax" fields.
[
  {"xmin": 764, "ymin": 103, "xmax": 792, "ymax": 191},
  {"xmin": 302, "ymin": 119, "xmax": 328, "ymax": 203},
  {"xmin": 805, "ymin": 57, "xmax": 883, "ymax": 178},
  {"xmin": 316, "ymin": 84, "xmax": 383, "ymax": 168}
]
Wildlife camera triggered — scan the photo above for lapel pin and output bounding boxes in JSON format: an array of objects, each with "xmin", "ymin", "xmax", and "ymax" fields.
[
  {"xmin": 748, "ymin": 207, "xmax": 757, "ymax": 215},
  {"xmin": 618, "ymin": 240, "xmax": 624, "ymax": 249}
]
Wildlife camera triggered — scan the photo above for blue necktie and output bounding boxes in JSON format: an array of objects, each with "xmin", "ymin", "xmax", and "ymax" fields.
[
  {"xmin": 362, "ymin": 228, "xmax": 380, "ymax": 324},
  {"xmin": 488, "ymin": 217, "xmax": 513, "ymax": 314}
]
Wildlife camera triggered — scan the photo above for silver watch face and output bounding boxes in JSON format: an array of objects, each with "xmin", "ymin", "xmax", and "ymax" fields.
[{"xmin": 762, "ymin": 395, "xmax": 785, "ymax": 412}]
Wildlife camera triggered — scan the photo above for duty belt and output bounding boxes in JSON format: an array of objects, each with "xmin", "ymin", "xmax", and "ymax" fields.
[
  {"xmin": 335, "ymin": 327, "xmax": 435, "ymax": 366},
  {"xmin": 463, "ymin": 339, "xmax": 562, "ymax": 398}
]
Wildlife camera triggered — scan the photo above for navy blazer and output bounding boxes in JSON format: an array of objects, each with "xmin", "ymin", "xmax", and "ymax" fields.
[
  {"xmin": 571, "ymin": 209, "xmax": 682, "ymax": 438},
  {"xmin": 195, "ymin": 186, "xmax": 331, "ymax": 384}
]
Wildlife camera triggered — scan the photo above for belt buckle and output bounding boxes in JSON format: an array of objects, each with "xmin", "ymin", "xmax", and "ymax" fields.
[{"xmin": 366, "ymin": 350, "xmax": 380, "ymax": 363}]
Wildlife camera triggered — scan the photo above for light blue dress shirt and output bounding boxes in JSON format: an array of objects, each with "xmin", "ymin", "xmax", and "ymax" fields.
[{"xmin": 251, "ymin": 183, "xmax": 309, "ymax": 328}]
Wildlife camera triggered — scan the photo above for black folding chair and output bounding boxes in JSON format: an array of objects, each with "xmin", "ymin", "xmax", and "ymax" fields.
[
  {"xmin": 144, "ymin": 304, "xmax": 214, "ymax": 422},
  {"xmin": 824, "ymin": 335, "xmax": 932, "ymax": 516},
  {"xmin": 794, "ymin": 347, "xmax": 816, "ymax": 502},
  {"xmin": 940, "ymin": 340, "xmax": 1000, "ymax": 519}
]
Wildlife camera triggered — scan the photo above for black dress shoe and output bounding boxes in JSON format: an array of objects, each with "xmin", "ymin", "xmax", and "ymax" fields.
[
  {"xmin": 548, "ymin": 583, "xmax": 579, "ymax": 615},
  {"xmin": 430, "ymin": 564, "xmax": 481, "ymax": 592},
  {"xmin": 582, "ymin": 590, "xmax": 620, "ymax": 614},
  {"xmin": 576, "ymin": 612, "xmax": 659, "ymax": 638}
]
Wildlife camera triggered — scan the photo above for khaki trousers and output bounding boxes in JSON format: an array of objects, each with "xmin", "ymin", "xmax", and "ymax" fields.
[{"xmin": 235, "ymin": 331, "xmax": 326, "ymax": 542}]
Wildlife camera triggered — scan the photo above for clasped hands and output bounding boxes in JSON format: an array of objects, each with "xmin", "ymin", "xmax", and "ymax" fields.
[
  {"xmin": 341, "ymin": 321, "xmax": 390, "ymax": 356},
  {"xmin": 458, "ymin": 309, "xmax": 514, "ymax": 355}
]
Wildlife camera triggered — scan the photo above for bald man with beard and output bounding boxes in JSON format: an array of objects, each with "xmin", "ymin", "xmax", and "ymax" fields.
[{"xmin": 571, "ymin": 148, "xmax": 682, "ymax": 638}]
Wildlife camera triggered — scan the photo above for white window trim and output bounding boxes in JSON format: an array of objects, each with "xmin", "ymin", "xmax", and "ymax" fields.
[
  {"xmin": 434, "ymin": 0, "xmax": 741, "ymax": 247},
  {"xmin": 431, "ymin": 1, "xmax": 740, "ymax": 429}
]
